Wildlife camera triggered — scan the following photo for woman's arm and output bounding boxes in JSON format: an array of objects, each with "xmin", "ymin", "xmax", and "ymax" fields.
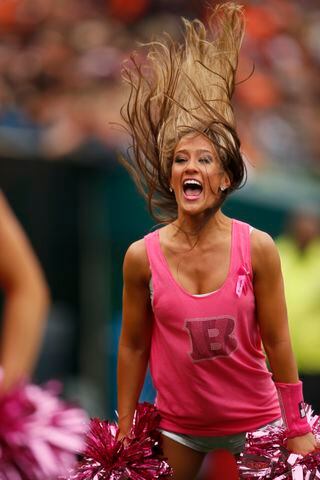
[
  {"xmin": 117, "ymin": 239, "xmax": 152, "ymax": 438},
  {"xmin": 0, "ymin": 192, "xmax": 50, "ymax": 393},
  {"xmin": 252, "ymin": 229, "xmax": 318, "ymax": 455},
  {"xmin": 252, "ymin": 230, "xmax": 297, "ymax": 382}
]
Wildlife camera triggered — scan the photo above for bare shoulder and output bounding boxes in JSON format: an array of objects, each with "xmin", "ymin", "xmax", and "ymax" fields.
[
  {"xmin": 123, "ymin": 238, "xmax": 150, "ymax": 285},
  {"xmin": 251, "ymin": 228, "xmax": 281, "ymax": 275}
]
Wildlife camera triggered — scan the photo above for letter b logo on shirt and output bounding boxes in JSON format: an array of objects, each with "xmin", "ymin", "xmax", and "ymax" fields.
[{"xmin": 185, "ymin": 316, "xmax": 237, "ymax": 361}]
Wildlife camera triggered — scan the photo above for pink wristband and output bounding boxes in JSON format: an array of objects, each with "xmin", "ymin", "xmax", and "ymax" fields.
[{"xmin": 275, "ymin": 380, "xmax": 311, "ymax": 439}]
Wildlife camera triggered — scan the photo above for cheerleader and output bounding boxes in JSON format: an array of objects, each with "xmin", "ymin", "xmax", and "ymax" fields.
[
  {"xmin": 0, "ymin": 192, "xmax": 88, "ymax": 480},
  {"xmin": 0, "ymin": 191, "xmax": 49, "ymax": 393},
  {"xmin": 117, "ymin": 4, "xmax": 318, "ymax": 479}
]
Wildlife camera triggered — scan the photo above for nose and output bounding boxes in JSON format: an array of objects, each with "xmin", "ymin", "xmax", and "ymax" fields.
[{"xmin": 184, "ymin": 156, "xmax": 199, "ymax": 173}]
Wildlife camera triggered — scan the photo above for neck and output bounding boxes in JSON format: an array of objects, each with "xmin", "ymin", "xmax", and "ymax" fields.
[{"xmin": 170, "ymin": 209, "xmax": 230, "ymax": 245}]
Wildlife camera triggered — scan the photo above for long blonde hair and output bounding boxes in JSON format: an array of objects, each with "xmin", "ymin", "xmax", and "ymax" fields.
[{"xmin": 121, "ymin": 2, "xmax": 246, "ymax": 222}]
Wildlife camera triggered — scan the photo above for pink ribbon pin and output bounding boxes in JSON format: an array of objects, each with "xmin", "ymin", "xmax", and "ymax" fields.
[{"xmin": 236, "ymin": 264, "xmax": 251, "ymax": 298}]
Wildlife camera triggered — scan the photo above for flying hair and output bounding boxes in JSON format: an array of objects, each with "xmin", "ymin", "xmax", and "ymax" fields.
[{"xmin": 120, "ymin": 2, "xmax": 246, "ymax": 223}]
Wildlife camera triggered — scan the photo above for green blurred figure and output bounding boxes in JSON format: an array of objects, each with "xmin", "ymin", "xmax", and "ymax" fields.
[{"xmin": 276, "ymin": 208, "xmax": 320, "ymax": 412}]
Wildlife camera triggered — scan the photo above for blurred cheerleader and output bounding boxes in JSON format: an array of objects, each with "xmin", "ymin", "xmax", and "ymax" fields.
[
  {"xmin": 117, "ymin": 3, "xmax": 318, "ymax": 480},
  {"xmin": 0, "ymin": 191, "xmax": 50, "ymax": 393},
  {"xmin": 0, "ymin": 192, "xmax": 88, "ymax": 480}
]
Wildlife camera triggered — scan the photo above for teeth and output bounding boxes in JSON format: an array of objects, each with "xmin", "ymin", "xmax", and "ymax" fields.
[{"xmin": 183, "ymin": 179, "xmax": 202, "ymax": 187}]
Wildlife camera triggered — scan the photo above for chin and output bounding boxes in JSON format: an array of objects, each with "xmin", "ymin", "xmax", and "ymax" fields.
[
  {"xmin": 181, "ymin": 203, "xmax": 206, "ymax": 216},
  {"xmin": 179, "ymin": 200, "xmax": 218, "ymax": 217}
]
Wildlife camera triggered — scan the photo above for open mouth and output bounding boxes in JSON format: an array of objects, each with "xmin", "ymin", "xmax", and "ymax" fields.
[{"xmin": 182, "ymin": 179, "xmax": 203, "ymax": 199}]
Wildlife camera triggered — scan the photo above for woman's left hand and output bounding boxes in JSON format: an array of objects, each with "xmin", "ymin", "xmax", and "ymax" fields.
[{"xmin": 286, "ymin": 432, "xmax": 319, "ymax": 456}]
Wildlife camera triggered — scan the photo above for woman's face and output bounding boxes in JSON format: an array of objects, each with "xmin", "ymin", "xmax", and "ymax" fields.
[{"xmin": 170, "ymin": 133, "xmax": 230, "ymax": 216}]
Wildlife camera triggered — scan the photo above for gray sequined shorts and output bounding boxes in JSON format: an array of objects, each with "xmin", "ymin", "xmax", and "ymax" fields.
[{"xmin": 160, "ymin": 419, "xmax": 282, "ymax": 455}]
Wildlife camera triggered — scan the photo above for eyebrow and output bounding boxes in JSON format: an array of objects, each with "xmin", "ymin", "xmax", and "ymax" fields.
[{"xmin": 174, "ymin": 149, "xmax": 213, "ymax": 155}]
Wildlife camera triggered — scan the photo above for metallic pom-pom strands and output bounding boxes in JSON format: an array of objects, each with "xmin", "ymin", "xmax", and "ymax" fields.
[
  {"xmin": 0, "ymin": 381, "xmax": 89, "ymax": 479},
  {"xmin": 238, "ymin": 407, "xmax": 320, "ymax": 479},
  {"xmin": 68, "ymin": 402, "xmax": 172, "ymax": 480}
]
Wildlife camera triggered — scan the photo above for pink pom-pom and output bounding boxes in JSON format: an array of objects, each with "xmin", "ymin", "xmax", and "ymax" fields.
[
  {"xmin": 238, "ymin": 406, "xmax": 320, "ymax": 479},
  {"xmin": 68, "ymin": 402, "xmax": 172, "ymax": 480},
  {"xmin": 0, "ymin": 381, "xmax": 89, "ymax": 479}
]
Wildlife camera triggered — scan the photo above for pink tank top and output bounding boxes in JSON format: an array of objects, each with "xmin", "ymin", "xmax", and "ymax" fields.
[{"xmin": 144, "ymin": 219, "xmax": 281, "ymax": 436}]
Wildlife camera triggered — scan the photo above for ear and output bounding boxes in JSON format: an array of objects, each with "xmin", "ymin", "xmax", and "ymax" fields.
[
  {"xmin": 221, "ymin": 172, "xmax": 231, "ymax": 190},
  {"xmin": 169, "ymin": 167, "xmax": 174, "ymax": 191}
]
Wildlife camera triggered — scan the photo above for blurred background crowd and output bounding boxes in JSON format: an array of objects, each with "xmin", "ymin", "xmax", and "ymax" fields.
[
  {"xmin": 0, "ymin": 0, "xmax": 319, "ymax": 176},
  {"xmin": 0, "ymin": 0, "xmax": 319, "ymax": 433}
]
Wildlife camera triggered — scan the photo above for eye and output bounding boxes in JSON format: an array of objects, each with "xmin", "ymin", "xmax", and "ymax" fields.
[
  {"xmin": 199, "ymin": 156, "xmax": 212, "ymax": 164},
  {"xmin": 174, "ymin": 157, "xmax": 187, "ymax": 163}
]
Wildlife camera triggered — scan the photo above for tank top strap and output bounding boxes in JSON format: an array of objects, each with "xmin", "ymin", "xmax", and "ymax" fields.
[
  {"xmin": 231, "ymin": 219, "xmax": 253, "ymax": 279},
  {"xmin": 144, "ymin": 229, "xmax": 168, "ymax": 287}
]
